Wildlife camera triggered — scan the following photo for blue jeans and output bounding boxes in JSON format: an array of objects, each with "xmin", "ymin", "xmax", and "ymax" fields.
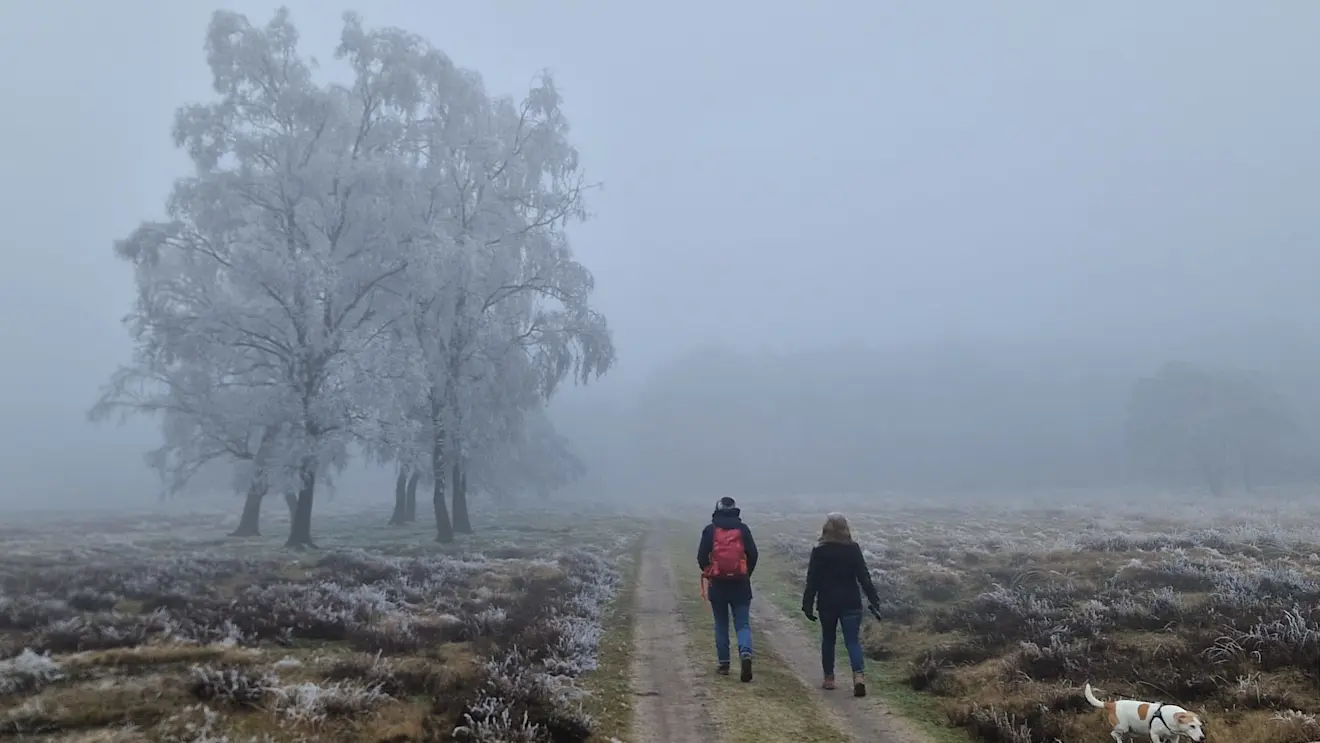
[
  {"xmin": 710, "ymin": 598, "xmax": 752, "ymax": 664},
  {"xmin": 821, "ymin": 609, "xmax": 865, "ymax": 675}
]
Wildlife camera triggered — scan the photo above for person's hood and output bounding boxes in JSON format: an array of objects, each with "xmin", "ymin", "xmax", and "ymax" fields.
[{"xmin": 711, "ymin": 507, "xmax": 743, "ymax": 528}]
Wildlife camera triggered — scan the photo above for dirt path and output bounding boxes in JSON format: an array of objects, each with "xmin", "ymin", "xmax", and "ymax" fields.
[
  {"xmin": 753, "ymin": 600, "xmax": 931, "ymax": 743},
  {"xmin": 628, "ymin": 532, "xmax": 720, "ymax": 743}
]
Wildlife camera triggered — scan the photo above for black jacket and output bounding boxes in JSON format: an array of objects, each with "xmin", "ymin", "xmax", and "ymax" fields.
[
  {"xmin": 697, "ymin": 507, "xmax": 759, "ymax": 604},
  {"xmin": 801, "ymin": 540, "xmax": 880, "ymax": 615}
]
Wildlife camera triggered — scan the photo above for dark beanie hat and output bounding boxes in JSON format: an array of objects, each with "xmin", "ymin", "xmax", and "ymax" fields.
[{"xmin": 716, "ymin": 496, "xmax": 737, "ymax": 511}]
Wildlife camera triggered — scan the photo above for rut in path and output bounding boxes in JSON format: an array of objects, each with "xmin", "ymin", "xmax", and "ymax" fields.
[
  {"xmin": 628, "ymin": 532, "xmax": 719, "ymax": 743},
  {"xmin": 752, "ymin": 596, "xmax": 933, "ymax": 743}
]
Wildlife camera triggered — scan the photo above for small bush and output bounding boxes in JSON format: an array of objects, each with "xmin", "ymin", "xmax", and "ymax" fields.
[
  {"xmin": 0, "ymin": 648, "xmax": 63, "ymax": 696},
  {"xmin": 186, "ymin": 665, "xmax": 276, "ymax": 708}
]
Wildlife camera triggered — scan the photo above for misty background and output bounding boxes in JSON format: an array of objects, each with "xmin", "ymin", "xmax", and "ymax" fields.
[{"xmin": 3, "ymin": 1, "xmax": 1319, "ymax": 508}]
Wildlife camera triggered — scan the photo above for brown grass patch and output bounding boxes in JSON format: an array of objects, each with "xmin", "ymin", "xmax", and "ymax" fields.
[
  {"xmin": 41, "ymin": 730, "xmax": 145, "ymax": 742},
  {"xmin": 66, "ymin": 642, "xmax": 261, "ymax": 669},
  {"xmin": 1, "ymin": 675, "xmax": 189, "ymax": 734},
  {"xmin": 358, "ymin": 700, "xmax": 431, "ymax": 742}
]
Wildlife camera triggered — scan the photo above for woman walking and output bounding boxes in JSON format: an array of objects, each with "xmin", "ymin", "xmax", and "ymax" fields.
[{"xmin": 800, "ymin": 512, "xmax": 881, "ymax": 697}]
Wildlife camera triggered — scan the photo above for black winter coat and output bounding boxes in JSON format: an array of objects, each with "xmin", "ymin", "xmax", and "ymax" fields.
[
  {"xmin": 697, "ymin": 507, "xmax": 759, "ymax": 604},
  {"xmin": 801, "ymin": 540, "xmax": 881, "ymax": 616}
]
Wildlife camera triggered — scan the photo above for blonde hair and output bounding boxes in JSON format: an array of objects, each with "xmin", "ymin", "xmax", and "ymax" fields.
[{"xmin": 819, "ymin": 512, "xmax": 853, "ymax": 544}]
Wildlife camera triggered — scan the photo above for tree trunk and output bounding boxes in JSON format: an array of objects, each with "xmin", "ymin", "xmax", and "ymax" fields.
[
  {"xmin": 229, "ymin": 482, "xmax": 266, "ymax": 537},
  {"xmin": 432, "ymin": 440, "xmax": 454, "ymax": 543},
  {"xmin": 230, "ymin": 428, "xmax": 279, "ymax": 537},
  {"xmin": 284, "ymin": 491, "xmax": 297, "ymax": 519},
  {"xmin": 1240, "ymin": 449, "xmax": 1257, "ymax": 493},
  {"xmin": 389, "ymin": 468, "xmax": 409, "ymax": 525},
  {"xmin": 1196, "ymin": 452, "xmax": 1227, "ymax": 497},
  {"xmin": 404, "ymin": 470, "xmax": 419, "ymax": 522},
  {"xmin": 452, "ymin": 457, "xmax": 472, "ymax": 534},
  {"xmin": 286, "ymin": 462, "xmax": 318, "ymax": 548}
]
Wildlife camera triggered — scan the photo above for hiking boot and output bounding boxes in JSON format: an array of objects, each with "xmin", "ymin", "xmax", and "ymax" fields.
[
  {"xmin": 822, "ymin": 674, "xmax": 835, "ymax": 690},
  {"xmin": 853, "ymin": 671, "xmax": 867, "ymax": 697},
  {"xmin": 717, "ymin": 663, "xmax": 729, "ymax": 676},
  {"xmin": 740, "ymin": 656, "xmax": 753, "ymax": 682}
]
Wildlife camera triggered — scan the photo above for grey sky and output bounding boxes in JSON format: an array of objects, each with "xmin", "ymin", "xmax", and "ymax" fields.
[{"xmin": 1, "ymin": 1, "xmax": 1317, "ymax": 504}]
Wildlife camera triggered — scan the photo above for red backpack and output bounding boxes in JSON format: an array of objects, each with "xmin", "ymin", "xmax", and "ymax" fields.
[{"xmin": 705, "ymin": 526, "xmax": 749, "ymax": 580}]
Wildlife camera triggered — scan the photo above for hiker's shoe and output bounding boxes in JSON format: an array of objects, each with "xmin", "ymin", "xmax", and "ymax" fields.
[
  {"xmin": 822, "ymin": 674, "xmax": 835, "ymax": 690},
  {"xmin": 717, "ymin": 663, "xmax": 730, "ymax": 676},
  {"xmin": 740, "ymin": 656, "xmax": 753, "ymax": 683},
  {"xmin": 852, "ymin": 671, "xmax": 867, "ymax": 698}
]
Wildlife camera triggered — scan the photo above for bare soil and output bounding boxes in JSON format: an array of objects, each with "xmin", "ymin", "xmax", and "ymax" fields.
[{"xmin": 628, "ymin": 532, "xmax": 720, "ymax": 743}]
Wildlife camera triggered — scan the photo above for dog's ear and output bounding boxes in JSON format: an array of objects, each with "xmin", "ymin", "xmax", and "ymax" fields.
[{"xmin": 1173, "ymin": 712, "xmax": 1197, "ymax": 725}]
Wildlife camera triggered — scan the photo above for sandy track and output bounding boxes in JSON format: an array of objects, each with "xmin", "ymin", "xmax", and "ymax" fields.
[
  {"xmin": 628, "ymin": 531, "xmax": 720, "ymax": 743},
  {"xmin": 753, "ymin": 598, "xmax": 930, "ymax": 743}
]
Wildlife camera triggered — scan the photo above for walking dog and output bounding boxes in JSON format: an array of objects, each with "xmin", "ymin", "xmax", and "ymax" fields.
[{"xmin": 1083, "ymin": 683, "xmax": 1205, "ymax": 742}]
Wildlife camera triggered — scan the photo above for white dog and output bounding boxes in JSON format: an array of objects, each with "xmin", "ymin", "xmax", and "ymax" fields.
[{"xmin": 1083, "ymin": 683, "xmax": 1205, "ymax": 742}]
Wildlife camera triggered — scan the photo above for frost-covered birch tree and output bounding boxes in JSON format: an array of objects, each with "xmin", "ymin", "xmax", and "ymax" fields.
[
  {"xmin": 417, "ymin": 74, "xmax": 613, "ymax": 537},
  {"xmin": 335, "ymin": 15, "xmax": 614, "ymax": 542},
  {"xmin": 96, "ymin": 9, "xmax": 414, "ymax": 547}
]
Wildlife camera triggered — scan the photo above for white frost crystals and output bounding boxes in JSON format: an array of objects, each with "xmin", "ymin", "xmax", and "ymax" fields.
[
  {"xmin": 0, "ymin": 649, "xmax": 63, "ymax": 697},
  {"xmin": 457, "ymin": 548, "xmax": 625, "ymax": 741}
]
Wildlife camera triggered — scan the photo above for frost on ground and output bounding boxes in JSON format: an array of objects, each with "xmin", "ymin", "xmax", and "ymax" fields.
[
  {"xmin": 0, "ymin": 504, "xmax": 637, "ymax": 742},
  {"xmin": 761, "ymin": 489, "xmax": 1320, "ymax": 743}
]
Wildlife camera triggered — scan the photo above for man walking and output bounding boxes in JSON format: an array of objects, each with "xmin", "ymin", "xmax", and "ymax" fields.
[{"xmin": 698, "ymin": 496, "xmax": 759, "ymax": 681}]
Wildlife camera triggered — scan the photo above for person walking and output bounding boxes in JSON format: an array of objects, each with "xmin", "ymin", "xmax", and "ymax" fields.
[
  {"xmin": 801, "ymin": 512, "xmax": 881, "ymax": 697},
  {"xmin": 697, "ymin": 496, "xmax": 759, "ymax": 682}
]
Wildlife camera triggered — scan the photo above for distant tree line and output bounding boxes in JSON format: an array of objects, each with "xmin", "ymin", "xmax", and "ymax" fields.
[
  {"xmin": 91, "ymin": 9, "xmax": 612, "ymax": 545},
  {"xmin": 553, "ymin": 341, "xmax": 1320, "ymax": 499},
  {"xmin": 1126, "ymin": 361, "xmax": 1304, "ymax": 495}
]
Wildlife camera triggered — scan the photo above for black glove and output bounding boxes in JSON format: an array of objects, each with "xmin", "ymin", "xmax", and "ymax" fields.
[
  {"xmin": 867, "ymin": 603, "xmax": 882, "ymax": 621},
  {"xmin": 802, "ymin": 608, "xmax": 817, "ymax": 622}
]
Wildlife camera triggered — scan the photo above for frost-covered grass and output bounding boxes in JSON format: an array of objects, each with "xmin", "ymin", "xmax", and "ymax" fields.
[
  {"xmin": 757, "ymin": 488, "xmax": 1320, "ymax": 743},
  {"xmin": 0, "ymin": 501, "xmax": 639, "ymax": 742}
]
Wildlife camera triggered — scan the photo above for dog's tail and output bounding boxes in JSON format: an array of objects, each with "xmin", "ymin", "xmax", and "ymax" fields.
[{"xmin": 1082, "ymin": 683, "xmax": 1105, "ymax": 709}]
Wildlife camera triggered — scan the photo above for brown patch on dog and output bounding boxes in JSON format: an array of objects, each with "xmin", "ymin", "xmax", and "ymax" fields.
[
  {"xmin": 1137, "ymin": 702, "xmax": 1150, "ymax": 721},
  {"xmin": 1105, "ymin": 700, "xmax": 1117, "ymax": 725}
]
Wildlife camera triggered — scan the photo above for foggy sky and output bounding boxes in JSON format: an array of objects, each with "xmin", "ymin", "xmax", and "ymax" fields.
[{"xmin": 2, "ymin": 1, "xmax": 1318, "ymax": 505}]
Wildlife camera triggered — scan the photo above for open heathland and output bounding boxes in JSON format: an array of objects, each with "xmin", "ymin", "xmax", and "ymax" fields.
[
  {"xmin": 756, "ymin": 489, "xmax": 1320, "ymax": 743},
  {"xmin": 0, "ymin": 502, "xmax": 639, "ymax": 743}
]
